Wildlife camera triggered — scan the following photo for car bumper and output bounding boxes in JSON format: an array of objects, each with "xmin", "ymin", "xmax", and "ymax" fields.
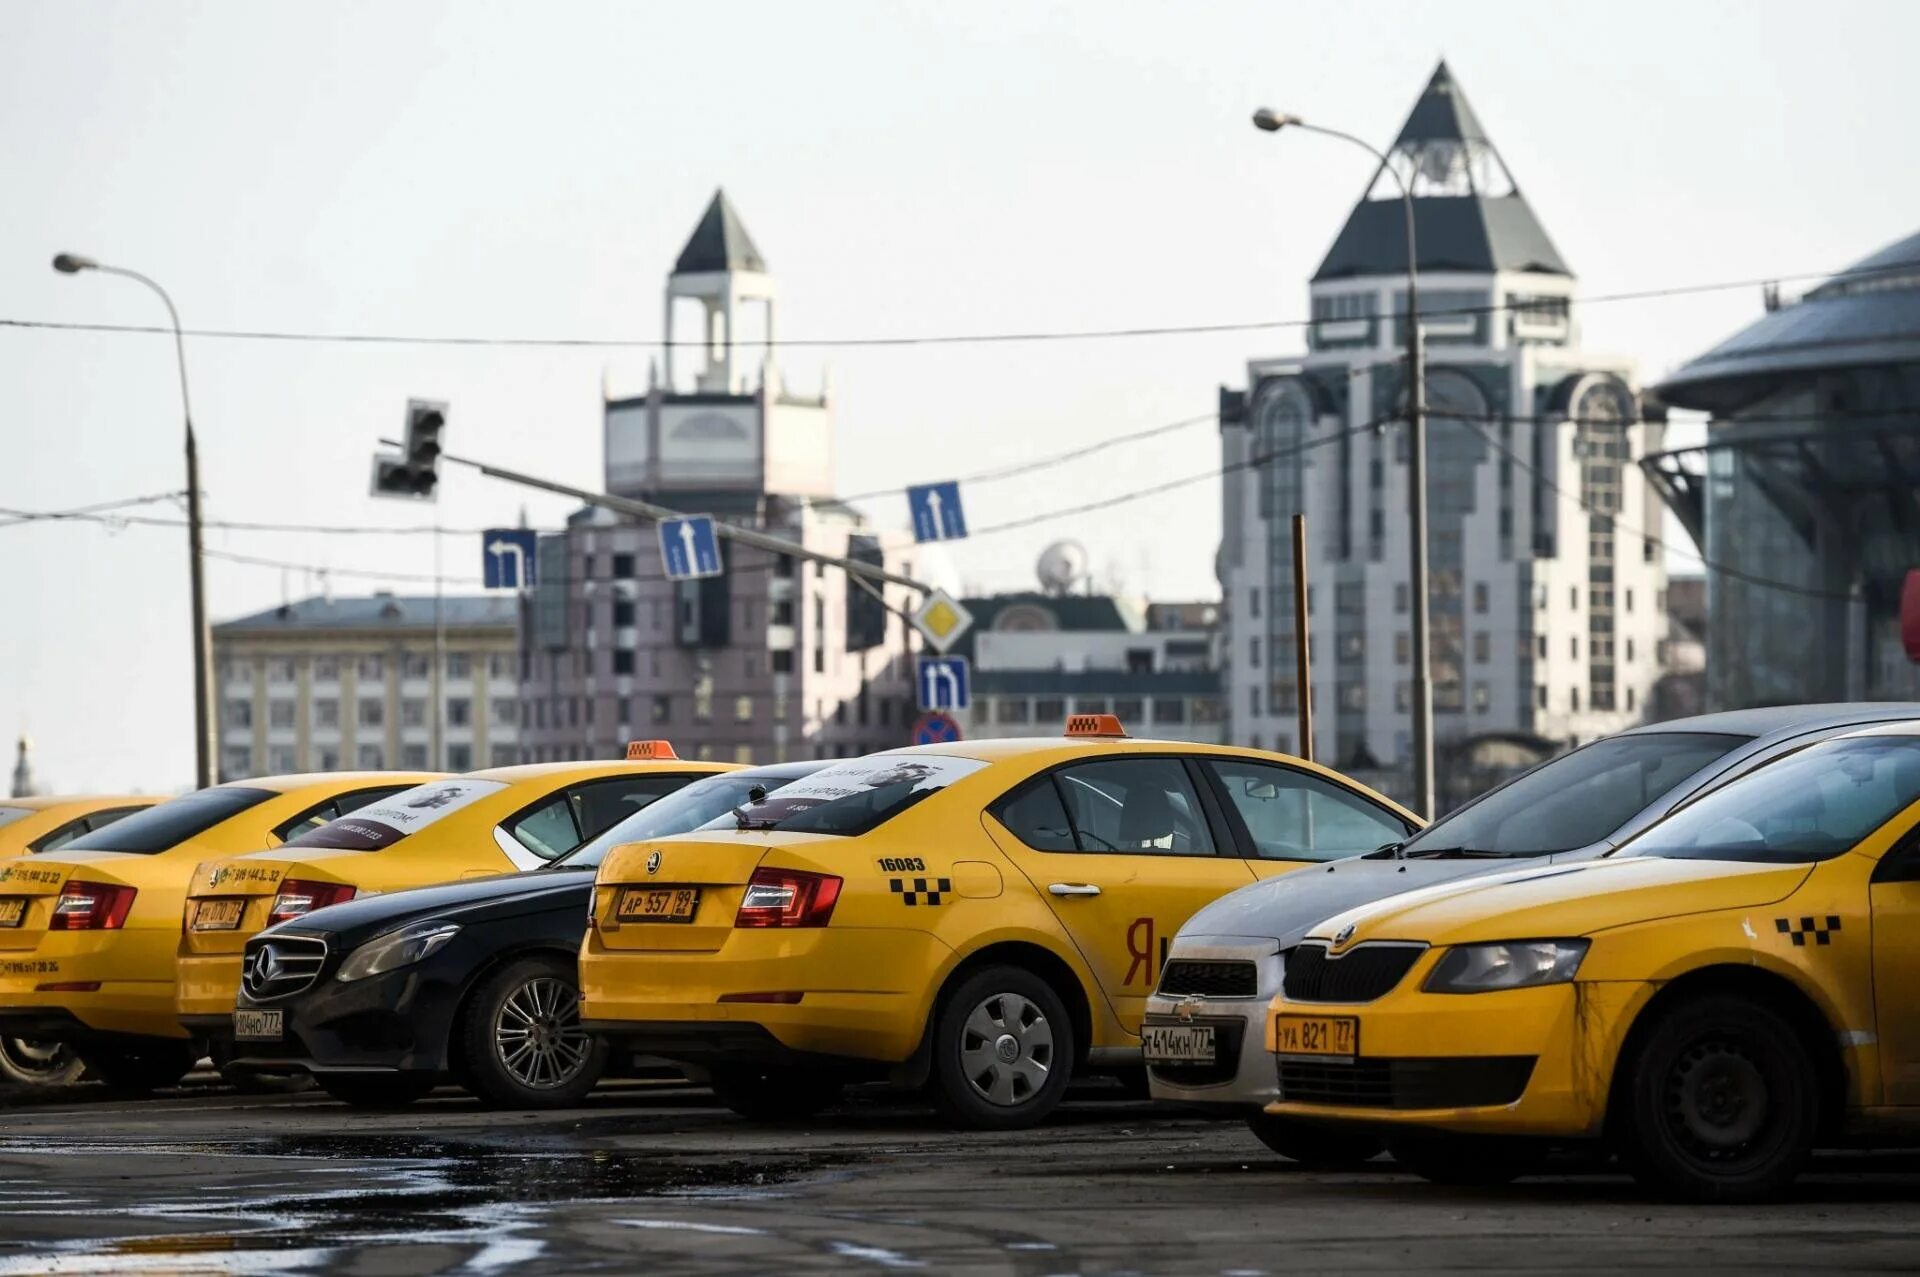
[
  {"xmin": 1143, "ymin": 940, "xmax": 1283, "ymax": 1108},
  {"xmin": 580, "ymin": 926, "xmax": 952, "ymax": 1067},
  {"xmin": 175, "ymin": 952, "xmax": 243, "ymax": 1021},
  {"xmin": 0, "ymin": 939, "xmax": 186, "ymax": 1041},
  {"xmin": 219, "ymin": 962, "xmax": 461, "ymax": 1077},
  {"xmin": 1260, "ymin": 978, "xmax": 1648, "ymax": 1138}
]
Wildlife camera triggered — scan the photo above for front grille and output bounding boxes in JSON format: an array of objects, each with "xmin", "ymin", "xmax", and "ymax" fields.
[
  {"xmin": 1147, "ymin": 1018, "xmax": 1245, "ymax": 1088},
  {"xmin": 1278, "ymin": 1056, "xmax": 1536, "ymax": 1109},
  {"xmin": 241, "ymin": 934, "xmax": 328, "ymax": 1001},
  {"xmin": 1282, "ymin": 942, "xmax": 1424, "ymax": 1003},
  {"xmin": 1157, "ymin": 959, "xmax": 1258, "ymax": 999}
]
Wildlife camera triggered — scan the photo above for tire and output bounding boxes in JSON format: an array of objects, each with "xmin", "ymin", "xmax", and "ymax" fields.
[
  {"xmin": 0, "ymin": 1037, "xmax": 85, "ymax": 1087},
  {"xmin": 317, "ymin": 1072, "xmax": 437, "ymax": 1109},
  {"xmin": 1388, "ymin": 1132, "xmax": 1549, "ymax": 1186},
  {"xmin": 1246, "ymin": 1114, "xmax": 1385, "ymax": 1167},
  {"xmin": 708, "ymin": 1066, "xmax": 843, "ymax": 1121},
  {"xmin": 80, "ymin": 1042, "xmax": 198, "ymax": 1095},
  {"xmin": 457, "ymin": 954, "xmax": 607, "ymax": 1109},
  {"xmin": 1615, "ymin": 993, "xmax": 1819, "ymax": 1203},
  {"xmin": 928, "ymin": 965, "xmax": 1076, "ymax": 1130}
]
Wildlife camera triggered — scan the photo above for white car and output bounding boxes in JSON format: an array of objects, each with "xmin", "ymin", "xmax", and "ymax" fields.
[{"xmin": 1143, "ymin": 703, "xmax": 1920, "ymax": 1164}]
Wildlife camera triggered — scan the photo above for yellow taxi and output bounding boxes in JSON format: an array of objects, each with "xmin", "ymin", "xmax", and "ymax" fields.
[
  {"xmin": 1260, "ymin": 722, "xmax": 1920, "ymax": 1202},
  {"xmin": 0, "ymin": 795, "xmax": 160, "ymax": 858},
  {"xmin": 582, "ymin": 717, "xmax": 1417, "ymax": 1128},
  {"xmin": 179, "ymin": 743, "xmax": 731, "ymax": 1053},
  {"xmin": 0, "ymin": 771, "xmax": 435, "ymax": 1091}
]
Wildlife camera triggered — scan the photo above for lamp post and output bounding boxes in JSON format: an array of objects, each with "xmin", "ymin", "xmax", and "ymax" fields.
[
  {"xmin": 52, "ymin": 254, "xmax": 216, "ymax": 790},
  {"xmin": 1252, "ymin": 109, "xmax": 1433, "ymax": 818}
]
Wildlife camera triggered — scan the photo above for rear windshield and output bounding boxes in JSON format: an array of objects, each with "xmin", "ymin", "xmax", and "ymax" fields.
[
  {"xmin": 550, "ymin": 765, "xmax": 833, "ymax": 870},
  {"xmin": 0, "ymin": 808, "xmax": 31, "ymax": 832},
  {"xmin": 697, "ymin": 754, "xmax": 988, "ymax": 838},
  {"xmin": 286, "ymin": 778, "xmax": 509, "ymax": 851},
  {"xmin": 1398, "ymin": 732, "xmax": 1747, "ymax": 856},
  {"xmin": 62, "ymin": 787, "xmax": 273, "ymax": 854},
  {"xmin": 1630, "ymin": 735, "xmax": 1920, "ymax": 864}
]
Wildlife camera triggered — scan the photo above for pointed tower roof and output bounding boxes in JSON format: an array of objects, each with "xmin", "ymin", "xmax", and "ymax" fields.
[
  {"xmin": 673, "ymin": 189, "xmax": 768, "ymax": 276},
  {"xmin": 1313, "ymin": 62, "xmax": 1570, "ymax": 282}
]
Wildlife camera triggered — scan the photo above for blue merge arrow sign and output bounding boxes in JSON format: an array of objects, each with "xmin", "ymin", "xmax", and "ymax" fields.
[
  {"xmin": 658, "ymin": 515, "xmax": 723, "ymax": 581},
  {"xmin": 907, "ymin": 480, "xmax": 967, "ymax": 543}
]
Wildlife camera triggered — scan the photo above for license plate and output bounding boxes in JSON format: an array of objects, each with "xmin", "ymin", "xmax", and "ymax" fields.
[
  {"xmin": 234, "ymin": 1008, "xmax": 283, "ymax": 1041},
  {"xmin": 617, "ymin": 887, "xmax": 701, "ymax": 923},
  {"xmin": 1274, "ymin": 1014, "xmax": 1358, "ymax": 1059},
  {"xmin": 192, "ymin": 898, "xmax": 246, "ymax": 931},
  {"xmin": 0, "ymin": 899, "xmax": 23, "ymax": 928},
  {"xmin": 1141, "ymin": 1023, "xmax": 1215, "ymax": 1064}
]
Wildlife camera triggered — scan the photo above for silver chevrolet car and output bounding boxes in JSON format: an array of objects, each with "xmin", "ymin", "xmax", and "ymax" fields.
[{"xmin": 1143, "ymin": 703, "xmax": 1920, "ymax": 1164}]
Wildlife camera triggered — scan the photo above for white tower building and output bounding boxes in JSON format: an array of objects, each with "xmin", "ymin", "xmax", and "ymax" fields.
[{"xmin": 1217, "ymin": 63, "xmax": 1667, "ymax": 808}]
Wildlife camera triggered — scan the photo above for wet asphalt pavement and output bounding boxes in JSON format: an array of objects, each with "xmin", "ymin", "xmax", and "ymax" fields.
[{"xmin": 1, "ymin": 1078, "xmax": 1918, "ymax": 1274}]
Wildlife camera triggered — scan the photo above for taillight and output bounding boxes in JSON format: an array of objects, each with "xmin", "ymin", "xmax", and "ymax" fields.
[
  {"xmin": 734, "ymin": 868, "xmax": 841, "ymax": 928},
  {"xmin": 50, "ymin": 882, "xmax": 136, "ymax": 931},
  {"xmin": 268, "ymin": 880, "xmax": 356, "ymax": 926}
]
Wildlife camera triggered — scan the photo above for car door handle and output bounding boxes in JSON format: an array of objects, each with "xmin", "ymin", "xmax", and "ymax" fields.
[{"xmin": 1048, "ymin": 883, "xmax": 1101, "ymax": 897}]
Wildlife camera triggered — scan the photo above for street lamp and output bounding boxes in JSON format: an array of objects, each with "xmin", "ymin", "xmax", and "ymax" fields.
[
  {"xmin": 52, "ymin": 253, "xmax": 217, "ymax": 790},
  {"xmin": 1252, "ymin": 108, "xmax": 1434, "ymax": 818}
]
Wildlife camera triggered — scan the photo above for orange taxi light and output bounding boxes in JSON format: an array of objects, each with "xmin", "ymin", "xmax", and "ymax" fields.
[
  {"xmin": 625, "ymin": 740, "xmax": 679, "ymax": 760},
  {"xmin": 1064, "ymin": 714, "xmax": 1128, "ymax": 739}
]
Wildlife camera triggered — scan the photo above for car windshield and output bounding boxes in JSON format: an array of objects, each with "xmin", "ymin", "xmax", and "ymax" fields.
[
  {"xmin": 695, "ymin": 754, "xmax": 989, "ymax": 837},
  {"xmin": 61, "ymin": 787, "xmax": 274, "ymax": 854},
  {"xmin": 1628, "ymin": 735, "xmax": 1920, "ymax": 864},
  {"xmin": 1396, "ymin": 732, "xmax": 1748, "ymax": 856},
  {"xmin": 548, "ymin": 765, "xmax": 831, "ymax": 869}
]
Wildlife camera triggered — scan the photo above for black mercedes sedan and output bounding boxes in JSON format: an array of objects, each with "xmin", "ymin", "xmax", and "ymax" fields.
[{"xmin": 227, "ymin": 760, "xmax": 830, "ymax": 1108}]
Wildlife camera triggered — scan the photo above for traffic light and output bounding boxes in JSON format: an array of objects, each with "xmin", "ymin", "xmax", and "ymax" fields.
[{"xmin": 370, "ymin": 399, "xmax": 447, "ymax": 500}]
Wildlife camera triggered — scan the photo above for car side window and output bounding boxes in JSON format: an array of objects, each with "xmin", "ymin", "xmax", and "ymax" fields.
[
  {"xmin": 507, "ymin": 795, "xmax": 581, "ymax": 861},
  {"xmin": 1873, "ymin": 824, "xmax": 1920, "ymax": 884},
  {"xmin": 1205, "ymin": 759, "xmax": 1409, "ymax": 862},
  {"xmin": 569, "ymin": 776, "xmax": 687, "ymax": 845},
  {"xmin": 271, "ymin": 785, "xmax": 412, "ymax": 843},
  {"xmin": 1052, "ymin": 758, "xmax": 1217, "ymax": 856},
  {"xmin": 992, "ymin": 779, "xmax": 1078, "ymax": 852},
  {"xmin": 31, "ymin": 817, "xmax": 90, "ymax": 855}
]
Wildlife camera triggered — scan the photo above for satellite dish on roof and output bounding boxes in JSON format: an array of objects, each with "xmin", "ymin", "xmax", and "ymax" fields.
[{"xmin": 1036, "ymin": 540, "xmax": 1089, "ymax": 597}]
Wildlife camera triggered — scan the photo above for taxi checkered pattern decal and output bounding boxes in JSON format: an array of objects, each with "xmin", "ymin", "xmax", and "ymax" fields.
[
  {"xmin": 1775, "ymin": 915, "xmax": 1842, "ymax": 947},
  {"xmin": 889, "ymin": 876, "xmax": 952, "ymax": 906}
]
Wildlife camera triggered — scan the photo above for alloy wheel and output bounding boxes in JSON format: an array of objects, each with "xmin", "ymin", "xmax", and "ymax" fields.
[
  {"xmin": 958, "ymin": 991, "xmax": 1054, "ymax": 1107},
  {"xmin": 493, "ymin": 976, "xmax": 591, "ymax": 1090}
]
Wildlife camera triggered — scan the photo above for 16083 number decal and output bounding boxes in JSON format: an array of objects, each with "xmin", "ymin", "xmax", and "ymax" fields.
[{"xmin": 877, "ymin": 857, "xmax": 926, "ymax": 873}]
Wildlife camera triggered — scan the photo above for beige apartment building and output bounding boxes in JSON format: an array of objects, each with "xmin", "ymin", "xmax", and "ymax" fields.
[{"xmin": 213, "ymin": 594, "xmax": 519, "ymax": 779}]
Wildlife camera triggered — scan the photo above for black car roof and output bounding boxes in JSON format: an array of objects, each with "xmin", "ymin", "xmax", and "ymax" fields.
[{"xmin": 1616, "ymin": 702, "xmax": 1920, "ymax": 741}]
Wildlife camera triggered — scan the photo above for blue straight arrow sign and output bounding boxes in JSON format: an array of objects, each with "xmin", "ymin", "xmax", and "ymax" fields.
[
  {"xmin": 658, "ymin": 515, "xmax": 724, "ymax": 581},
  {"xmin": 907, "ymin": 481, "xmax": 967, "ymax": 543}
]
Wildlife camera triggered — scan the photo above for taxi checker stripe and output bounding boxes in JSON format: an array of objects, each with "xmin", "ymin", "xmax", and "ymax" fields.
[
  {"xmin": 888, "ymin": 876, "xmax": 953, "ymax": 906},
  {"xmin": 1774, "ymin": 915, "xmax": 1842, "ymax": 947}
]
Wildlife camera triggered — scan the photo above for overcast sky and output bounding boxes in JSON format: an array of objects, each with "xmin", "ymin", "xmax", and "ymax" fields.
[{"xmin": 5, "ymin": 0, "xmax": 1918, "ymax": 792}]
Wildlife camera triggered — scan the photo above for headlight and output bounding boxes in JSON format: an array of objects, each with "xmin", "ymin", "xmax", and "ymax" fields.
[
  {"xmin": 335, "ymin": 922, "xmax": 461, "ymax": 983},
  {"xmin": 1424, "ymin": 939, "xmax": 1589, "ymax": 994}
]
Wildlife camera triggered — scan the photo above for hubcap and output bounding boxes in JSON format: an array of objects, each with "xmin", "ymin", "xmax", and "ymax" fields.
[
  {"xmin": 494, "ymin": 977, "xmax": 590, "ymax": 1090},
  {"xmin": 959, "ymin": 992, "xmax": 1053, "ymax": 1107},
  {"xmin": 0, "ymin": 1037, "xmax": 76, "ymax": 1082},
  {"xmin": 1664, "ymin": 1038, "xmax": 1769, "ymax": 1160}
]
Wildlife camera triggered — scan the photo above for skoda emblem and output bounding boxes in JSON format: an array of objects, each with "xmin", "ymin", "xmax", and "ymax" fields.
[
  {"xmin": 1332, "ymin": 923, "xmax": 1357, "ymax": 949},
  {"xmin": 645, "ymin": 850, "xmax": 662, "ymax": 876}
]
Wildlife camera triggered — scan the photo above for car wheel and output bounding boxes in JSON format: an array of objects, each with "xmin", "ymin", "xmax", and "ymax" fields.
[
  {"xmin": 1245, "ymin": 1114, "xmax": 1384, "ymax": 1166},
  {"xmin": 316, "ymin": 1072, "xmax": 438, "ymax": 1109},
  {"xmin": 1617, "ymin": 993, "xmax": 1818, "ymax": 1203},
  {"xmin": 0, "ymin": 1037, "xmax": 85, "ymax": 1087},
  {"xmin": 80, "ymin": 1042, "xmax": 198, "ymax": 1095},
  {"xmin": 458, "ymin": 955, "xmax": 607, "ymax": 1109},
  {"xmin": 1388, "ymin": 1132, "xmax": 1548, "ymax": 1185},
  {"xmin": 928, "ymin": 965, "xmax": 1075, "ymax": 1130},
  {"xmin": 708, "ymin": 1066, "xmax": 843, "ymax": 1121}
]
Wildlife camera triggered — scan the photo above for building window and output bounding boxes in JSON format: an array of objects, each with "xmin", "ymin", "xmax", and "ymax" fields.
[
  {"xmin": 447, "ymin": 744, "xmax": 472, "ymax": 771},
  {"xmin": 313, "ymin": 657, "xmax": 339, "ymax": 682},
  {"xmin": 1249, "ymin": 588, "xmax": 1261, "ymax": 619},
  {"xmin": 1395, "ymin": 632, "xmax": 1409, "ymax": 665},
  {"xmin": 223, "ymin": 747, "xmax": 252, "ymax": 779},
  {"xmin": 1627, "ymin": 686, "xmax": 1637, "ymax": 712},
  {"xmin": 269, "ymin": 700, "xmax": 296, "ymax": 729},
  {"xmin": 491, "ymin": 745, "xmax": 517, "ymax": 766},
  {"xmin": 651, "ymin": 695, "xmax": 671, "ymax": 724},
  {"xmin": 613, "ymin": 599, "xmax": 635, "ymax": 627},
  {"xmin": 402, "ymin": 653, "xmax": 431, "ymax": 680},
  {"xmin": 1624, "ymin": 588, "xmax": 1635, "ymax": 613},
  {"xmin": 613, "ymin": 649, "xmax": 635, "ymax": 675},
  {"xmin": 447, "ymin": 698, "xmax": 471, "ymax": 728},
  {"xmin": 1249, "ymin": 637, "xmax": 1261, "ymax": 668},
  {"xmin": 1473, "ymin": 583, "xmax": 1489, "ymax": 614},
  {"xmin": 775, "ymin": 554, "xmax": 795, "ymax": 579},
  {"xmin": 358, "ymin": 699, "xmax": 384, "ymax": 728},
  {"xmin": 446, "ymin": 653, "xmax": 470, "ymax": 679},
  {"xmin": 1035, "ymin": 697, "xmax": 1066, "ymax": 723},
  {"xmin": 402, "ymin": 744, "xmax": 429, "ymax": 769},
  {"xmin": 612, "ymin": 552, "xmax": 635, "ymax": 578},
  {"xmin": 313, "ymin": 699, "xmax": 339, "ymax": 730},
  {"xmin": 1537, "ymin": 684, "xmax": 1548, "ymax": 709},
  {"xmin": 268, "ymin": 746, "xmax": 297, "ymax": 773},
  {"xmin": 735, "ymin": 696, "xmax": 754, "ymax": 724},
  {"xmin": 355, "ymin": 743, "xmax": 383, "ymax": 769},
  {"xmin": 402, "ymin": 699, "xmax": 427, "ymax": 728},
  {"xmin": 1571, "ymin": 636, "xmax": 1579, "ymax": 661},
  {"xmin": 1473, "ymin": 682, "xmax": 1490, "ymax": 713},
  {"xmin": 1473, "ymin": 633, "xmax": 1489, "ymax": 664},
  {"xmin": 491, "ymin": 698, "xmax": 516, "ymax": 726},
  {"xmin": 268, "ymin": 659, "xmax": 296, "ymax": 684},
  {"xmin": 996, "ymin": 698, "xmax": 1030, "ymax": 724},
  {"xmin": 1113, "ymin": 697, "xmax": 1144, "ymax": 724},
  {"xmin": 1394, "ymin": 681, "xmax": 1409, "ymax": 712},
  {"xmin": 1571, "ymin": 686, "xmax": 1582, "ymax": 712},
  {"xmin": 225, "ymin": 699, "xmax": 253, "ymax": 729},
  {"xmin": 1249, "ymin": 686, "xmax": 1261, "ymax": 717},
  {"xmin": 1152, "ymin": 697, "xmax": 1185, "ymax": 724},
  {"xmin": 489, "ymin": 652, "xmax": 515, "ymax": 679},
  {"xmin": 1394, "ymin": 583, "xmax": 1408, "ymax": 614},
  {"xmin": 1537, "ymin": 634, "xmax": 1547, "ymax": 659},
  {"xmin": 772, "ymin": 649, "xmax": 794, "ymax": 674},
  {"xmin": 1569, "ymin": 587, "xmax": 1579, "ymax": 612}
]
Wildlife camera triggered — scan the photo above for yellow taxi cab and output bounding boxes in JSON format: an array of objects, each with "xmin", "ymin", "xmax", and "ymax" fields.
[
  {"xmin": 0, "ymin": 771, "xmax": 435, "ymax": 1091},
  {"xmin": 179, "ymin": 743, "xmax": 732, "ymax": 1055},
  {"xmin": 0, "ymin": 795, "xmax": 160, "ymax": 858},
  {"xmin": 1260, "ymin": 721, "xmax": 1920, "ymax": 1202},
  {"xmin": 582, "ymin": 716, "xmax": 1417, "ymax": 1128}
]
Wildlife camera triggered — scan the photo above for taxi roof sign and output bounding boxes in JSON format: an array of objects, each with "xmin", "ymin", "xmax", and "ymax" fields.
[
  {"xmin": 1064, "ymin": 714, "xmax": 1128, "ymax": 739},
  {"xmin": 625, "ymin": 740, "xmax": 679, "ymax": 760}
]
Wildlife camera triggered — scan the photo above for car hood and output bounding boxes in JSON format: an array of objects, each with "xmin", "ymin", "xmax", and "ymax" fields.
[
  {"xmin": 1177, "ymin": 856, "xmax": 1533, "ymax": 950},
  {"xmin": 271, "ymin": 868, "xmax": 592, "ymax": 946},
  {"xmin": 1310, "ymin": 855, "xmax": 1816, "ymax": 949}
]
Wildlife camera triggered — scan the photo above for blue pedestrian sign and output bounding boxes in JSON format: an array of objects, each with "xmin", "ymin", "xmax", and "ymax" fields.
[
  {"xmin": 917, "ymin": 656, "xmax": 971, "ymax": 712},
  {"xmin": 658, "ymin": 515, "xmax": 723, "ymax": 581},
  {"xmin": 481, "ymin": 529, "xmax": 539, "ymax": 590},
  {"xmin": 907, "ymin": 480, "xmax": 968, "ymax": 543},
  {"xmin": 912, "ymin": 711, "xmax": 963, "ymax": 746}
]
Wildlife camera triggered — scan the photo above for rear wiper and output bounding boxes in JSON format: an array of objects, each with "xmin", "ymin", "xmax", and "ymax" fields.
[{"xmin": 731, "ymin": 808, "xmax": 782, "ymax": 830}]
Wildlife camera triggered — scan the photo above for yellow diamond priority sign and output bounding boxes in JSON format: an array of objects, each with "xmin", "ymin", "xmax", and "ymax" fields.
[{"xmin": 911, "ymin": 589, "xmax": 974, "ymax": 654}]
